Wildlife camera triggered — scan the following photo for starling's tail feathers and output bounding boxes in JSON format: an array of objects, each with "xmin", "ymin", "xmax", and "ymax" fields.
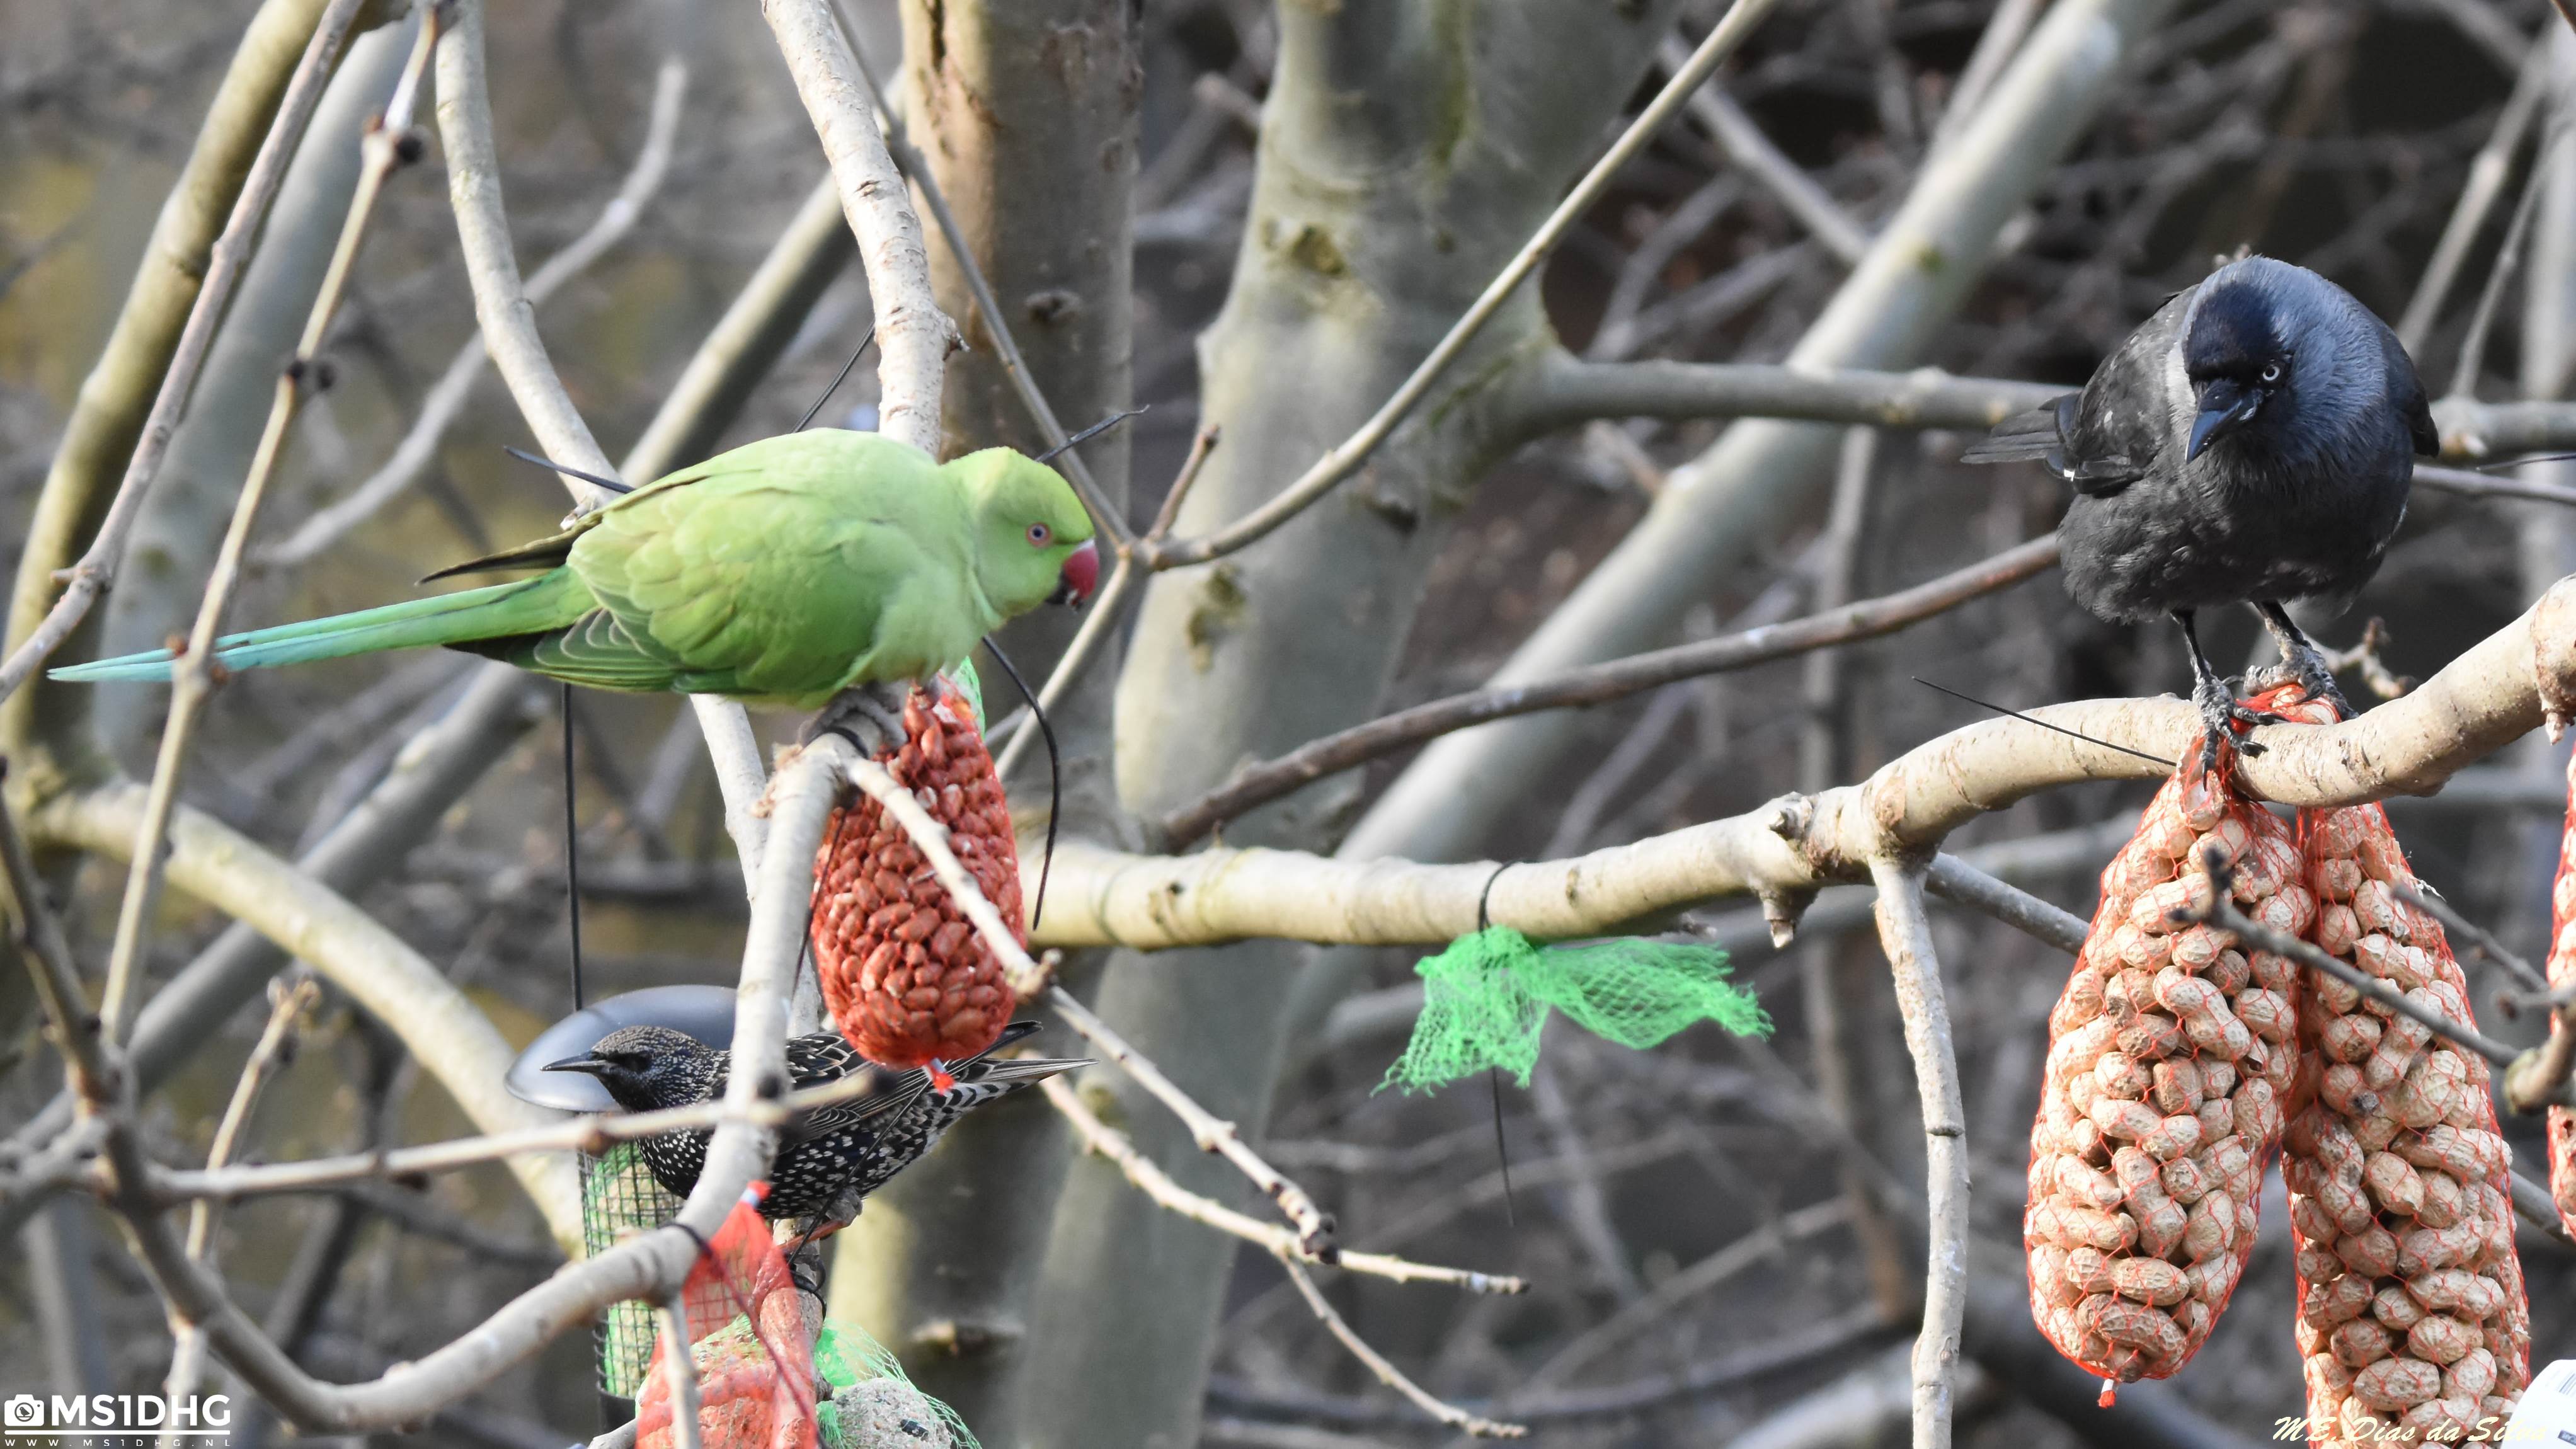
[
  {"xmin": 1957, "ymin": 395, "xmax": 2077, "ymax": 465},
  {"xmin": 49, "ymin": 570, "xmax": 595, "ymax": 683}
]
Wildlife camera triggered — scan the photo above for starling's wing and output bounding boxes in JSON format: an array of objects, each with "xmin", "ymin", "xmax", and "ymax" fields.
[
  {"xmin": 779, "ymin": 1034, "xmax": 932, "ymax": 1148},
  {"xmin": 2058, "ymin": 287, "xmax": 2197, "ymax": 497},
  {"xmin": 2378, "ymin": 323, "xmax": 2441, "ymax": 457},
  {"xmin": 967, "ymin": 1021, "xmax": 1045, "ymax": 1060}
]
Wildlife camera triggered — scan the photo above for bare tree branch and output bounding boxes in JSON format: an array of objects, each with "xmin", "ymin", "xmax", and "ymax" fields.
[
  {"xmin": 1134, "ymin": 0, "xmax": 1787, "ymax": 570},
  {"xmin": 1038, "ymin": 573, "xmax": 2576, "ymax": 951},
  {"xmin": 1155, "ymin": 535, "xmax": 2059, "ymax": 847},
  {"xmin": 1041, "ymin": 1075, "xmax": 1521, "ymax": 1293},
  {"xmin": 1337, "ymin": 0, "xmax": 2182, "ymax": 870},
  {"xmin": 258, "ymin": 58, "xmax": 689, "ymax": 568},
  {"xmin": 1656, "ymin": 34, "xmax": 1870, "ymax": 265},
  {"xmin": 1280, "ymin": 1260, "xmax": 1528, "ymax": 1439},
  {"xmin": 1870, "ymin": 855, "xmax": 1967, "ymax": 1449},
  {"xmin": 99, "ymin": 10, "xmax": 440, "ymax": 1042},
  {"xmin": 31, "ymin": 781, "xmax": 576, "ymax": 1235},
  {"xmin": 0, "ymin": 0, "xmax": 364, "ymax": 708},
  {"xmin": 757, "ymin": 0, "xmax": 955, "ymax": 457},
  {"xmin": 837, "ymin": 23, "xmax": 1128, "ymax": 546},
  {"xmin": 431, "ymin": 8, "xmax": 772, "ymax": 871},
  {"xmin": 1045, "ymin": 987, "xmax": 1337, "ymax": 1257}
]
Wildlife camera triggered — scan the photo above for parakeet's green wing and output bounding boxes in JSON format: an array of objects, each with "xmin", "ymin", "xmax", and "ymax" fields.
[{"xmin": 567, "ymin": 432, "xmax": 995, "ymax": 708}]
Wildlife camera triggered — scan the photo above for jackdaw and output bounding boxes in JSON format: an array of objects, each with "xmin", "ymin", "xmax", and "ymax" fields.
[{"xmin": 1961, "ymin": 255, "xmax": 2436, "ymax": 762}]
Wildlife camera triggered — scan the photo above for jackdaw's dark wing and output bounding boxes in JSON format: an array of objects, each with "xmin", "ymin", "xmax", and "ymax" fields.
[
  {"xmin": 2054, "ymin": 288, "xmax": 2195, "ymax": 496},
  {"xmin": 1955, "ymin": 392, "xmax": 2078, "ymax": 465},
  {"xmin": 2377, "ymin": 323, "xmax": 2439, "ymax": 457},
  {"xmin": 1959, "ymin": 287, "xmax": 2194, "ymax": 497}
]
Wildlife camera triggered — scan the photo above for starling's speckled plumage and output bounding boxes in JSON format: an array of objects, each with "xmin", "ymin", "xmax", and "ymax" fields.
[
  {"xmin": 1961, "ymin": 256, "xmax": 2437, "ymax": 760},
  {"xmin": 547, "ymin": 1019, "xmax": 1080, "ymax": 1226}
]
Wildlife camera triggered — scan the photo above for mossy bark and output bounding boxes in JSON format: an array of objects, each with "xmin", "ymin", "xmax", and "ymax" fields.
[
  {"xmin": 1005, "ymin": 5, "xmax": 1687, "ymax": 1445},
  {"xmin": 825, "ymin": 1, "xmax": 1140, "ymax": 1440}
]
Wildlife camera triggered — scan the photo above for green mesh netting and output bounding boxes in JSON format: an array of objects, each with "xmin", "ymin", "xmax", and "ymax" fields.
[
  {"xmin": 580, "ymin": 1141, "xmax": 684, "ymax": 1395},
  {"xmin": 1379, "ymin": 927, "xmax": 1772, "ymax": 1093},
  {"xmin": 815, "ymin": 1323, "xmax": 981, "ymax": 1449},
  {"xmin": 944, "ymin": 660, "xmax": 984, "ymax": 731}
]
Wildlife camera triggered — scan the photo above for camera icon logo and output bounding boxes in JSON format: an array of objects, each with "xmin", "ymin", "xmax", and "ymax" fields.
[{"xmin": 6, "ymin": 1394, "xmax": 43, "ymax": 1428}]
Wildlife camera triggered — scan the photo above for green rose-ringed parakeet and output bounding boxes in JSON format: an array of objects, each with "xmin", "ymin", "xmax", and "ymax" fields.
[{"xmin": 52, "ymin": 431, "xmax": 1100, "ymax": 709}]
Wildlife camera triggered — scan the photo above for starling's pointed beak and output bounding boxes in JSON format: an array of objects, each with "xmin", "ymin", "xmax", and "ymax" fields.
[
  {"xmin": 1051, "ymin": 539, "xmax": 1099, "ymax": 607},
  {"xmin": 2187, "ymin": 379, "xmax": 2260, "ymax": 462},
  {"xmin": 542, "ymin": 1053, "xmax": 609, "ymax": 1077}
]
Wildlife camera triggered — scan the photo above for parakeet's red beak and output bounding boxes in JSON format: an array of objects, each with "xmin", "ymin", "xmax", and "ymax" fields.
[{"xmin": 1053, "ymin": 540, "xmax": 1099, "ymax": 607}]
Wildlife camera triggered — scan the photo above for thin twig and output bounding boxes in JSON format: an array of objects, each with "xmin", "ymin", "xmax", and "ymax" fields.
[
  {"xmin": 165, "ymin": 977, "xmax": 319, "ymax": 1432},
  {"xmin": 1869, "ymin": 856, "xmax": 1966, "ymax": 1449},
  {"xmin": 1041, "ymin": 1075, "xmax": 1520, "ymax": 1293},
  {"xmin": 1137, "ymin": 0, "xmax": 1785, "ymax": 570},
  {"xmin": 2399, "ymin": 42, "xmax": 2554, "ymax": 353},
  {"xmin": 150, "ymin": 1041, "xmax": 914, "ymax": 1204},
  {"xmin": 2413, "ymin": 462, "xmax": 2576, "ymax": 507},
  {"xmin": 183, "ymin": 978, "xmax": 319, "ymax": 1258},
  {"xmin": 1045, "ymin": 986, "xmax": 1339, "ymax": 1258},
  {"xmin": 1657, "ymin": 34, "xmax": 1870, "ymax": 265},
  {"xmin": 2179, "ymin": 847, "xmax": 2565, "ymax": 1109},
  {"xmin": 834, "ymin": 16, "xmax": 1131, "ymax": 547},
  {"xmin": 2390, "ymin": 881, "xmax": 2545, "ymax": 990},
  {"xmin": 0, "ymin": 775, "xmax": 115, "ymax": 1105},
  {"xmin": 1280, "ymin": 1260, "xmax": 1529, "ymax": 1439},
  {"xmin": 433, "ymin": 16, "xmax": 772, "ymax": 876},
  {"xmin": 658, "ymin": 1299, "xmax": 704, "ymax": 1449},
  {"xmin": 847, "ymin": 747, "xmax": 1344, "ymax": 1256},
  {"xmin": 2312, "ymin": 617, "xmax": 2413, "ymax": 702},
  {"xmin": 258, "ymin": 58, "xmax": 689, "ymax": 568},
  {"xmin": 1922, "ymin": 854, "xmax": 2088, "ymax": 954},
  {"xmin": 839, "ymin": 755, "xmax": 1048, "ymax": 992},
  {"xmin": 2448, "ymin": 117, "xmax": 2565, "ymax": 399},
  {"xmin": 1157, "ymin": 534, "xmax": 2059, "ymax": 845},
  {"xmin": 992, "ymin": 425, "xmax": 1220, "ymax": 781},
  {"xmin": 0, "ymin": 0, "xmax": 370, "ymax": 706},
  {"xmin": 99, "ymin": 10, "xmax": 441, "ymax": 1043}
]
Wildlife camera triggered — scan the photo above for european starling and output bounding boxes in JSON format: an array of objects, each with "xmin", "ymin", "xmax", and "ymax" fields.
[
  {"xmin": 546, "ymin": 1019, "xmax": 1081, "ymax": 1230},
  {"xmin": 1961, "ymin": 255, "xmax": 2436, "ymax": 762}
]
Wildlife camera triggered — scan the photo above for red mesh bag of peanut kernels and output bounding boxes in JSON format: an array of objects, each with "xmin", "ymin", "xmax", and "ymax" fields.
[
  {"xmin": 810, "ymin": 683, "xmax": 1021, "ymax": 1069},
  {"xmin": 2547, "ymin": 748, "xmax": 2576, "ymax": 1240},
  {"xmin": 2026, "ymin": 686, "xmax": 2313, "ymax": 1392},
  {"xmin": 2289, "ymin": 796, "xmax": 2530, "ymax": 1445}
]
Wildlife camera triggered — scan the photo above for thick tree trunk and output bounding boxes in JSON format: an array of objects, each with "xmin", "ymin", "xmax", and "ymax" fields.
[
  {"xmin": 1005, "ymin": 6, "xmax": 1688, "ymax": 1444},
  {"xmin": 825, "ymin": 0, "xmax": 1138, "ymax": 1438}
]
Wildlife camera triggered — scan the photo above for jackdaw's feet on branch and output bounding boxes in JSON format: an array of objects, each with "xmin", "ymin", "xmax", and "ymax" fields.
[
  {"xmin": 800, "ymin": 679, "xmax": 913, "ymax": 757},
  {"xmin": 2189, "ymin": 667, "xmax": 2281, "ymax": 769},
  {"xmin": 2254, "ymin": 601, "xmax": 2352, "ymax": 720}
]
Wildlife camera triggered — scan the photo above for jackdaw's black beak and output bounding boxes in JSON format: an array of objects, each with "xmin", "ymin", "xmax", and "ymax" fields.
[
  {"xmin": 2187, "ymin": 379, "xmax": 2261, "ymax": 462},
  {"xmin": 542, "ymin": 1053, "xmax": 609, "ymax": 1076}
]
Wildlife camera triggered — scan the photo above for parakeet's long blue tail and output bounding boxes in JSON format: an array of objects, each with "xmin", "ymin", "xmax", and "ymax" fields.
[{"xmin": 49, "ymin": 571, "xmax": 595, "ymax": 683}]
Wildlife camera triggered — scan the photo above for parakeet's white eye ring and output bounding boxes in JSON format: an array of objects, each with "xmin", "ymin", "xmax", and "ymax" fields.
[
  {"xmin": 2259, "ymin": 362, "xmax": 2282, "ymax": 384},
  {"xmin": 1027, "ymin": 523, "xmax": 1051, "ymax": 546}
]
